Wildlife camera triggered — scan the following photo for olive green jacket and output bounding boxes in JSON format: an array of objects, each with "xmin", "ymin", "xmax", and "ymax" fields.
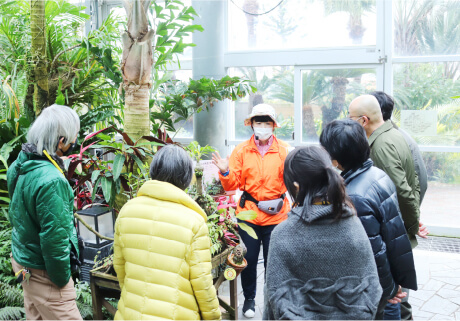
[
  {"xmin": 369, "ymin": 121, "xmax": 420, "ymax": 248},
  {"xmin": 7, "ymin": 145, "xmax": 78, "ymax": 287}
]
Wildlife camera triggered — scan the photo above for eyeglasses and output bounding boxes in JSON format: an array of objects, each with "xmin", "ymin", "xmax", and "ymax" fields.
[{"xmin": 347, "ymin": 114, "xmax": 370, "ymax": 122}]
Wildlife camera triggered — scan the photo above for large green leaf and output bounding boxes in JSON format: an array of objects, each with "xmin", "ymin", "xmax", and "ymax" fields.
[
  {"xmin": 112, "ymin": 154, "xmax": 125, "ymax": 181},
  {"xmin": 100, "ymin": 176, "xmax": 112, "ymax": 204},
  {"xmin": 91, "ymin": 176, "xmax": 102, "ymax": 202},
  {"xmin": 238, "ymin": 222, "xmax": 258, "ymax": 240},
  {"xmin": 235, "ymin": 210, "xmax": 257, "ymax": 221},
  {"xmin": 131, "ymin": 155, "xmax": 146, "ymax": 176},
  {"xmin": 0, "ymin": 133, "xmax": 25, "ymax": 168},
  {"xmin": 91, "ymin": 170, "xmax": 101, "ymax": 184}
]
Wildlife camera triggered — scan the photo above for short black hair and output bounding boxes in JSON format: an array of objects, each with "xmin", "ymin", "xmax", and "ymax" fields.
[
  {"xmin": 320, "ymin": 119, "xmax": 370, "ymax": 173},
  {"xmin": 251, "ymin": 116, "xmax": 274, "ymax": 124},
  {"xmin": 370, "ymin": 91, "xmax": 394, "ymax": 121}
]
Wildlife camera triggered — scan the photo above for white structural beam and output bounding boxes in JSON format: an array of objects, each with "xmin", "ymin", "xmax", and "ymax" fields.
[{"xmin": 224, "ymin": 47, "xmax": 381, "ymax": 67}]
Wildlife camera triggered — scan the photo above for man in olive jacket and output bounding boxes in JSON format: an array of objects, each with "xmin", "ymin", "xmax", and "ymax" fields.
[
  {"xmin": 371, "ymin": 91, "xmax": 428, "ymax": 204},
  {"xmin": 348, "ymin": 95, "xmax": 421, "ymax": 248}
]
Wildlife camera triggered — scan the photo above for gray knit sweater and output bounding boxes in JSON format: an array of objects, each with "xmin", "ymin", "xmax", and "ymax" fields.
[{"xmin": 263, "ymin": 204, "xmax": 382, "ymax": 320}]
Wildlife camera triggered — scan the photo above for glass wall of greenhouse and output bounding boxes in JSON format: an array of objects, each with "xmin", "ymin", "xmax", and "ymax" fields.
[{"xmin": 2, "ymin": 0, "xmax": 460, "ymax": 236}]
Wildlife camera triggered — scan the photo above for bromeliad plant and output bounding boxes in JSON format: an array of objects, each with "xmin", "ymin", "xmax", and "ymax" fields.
[
  {"xmin": 206, "ymin": 207, "xmax": 258, "ymax": 256},
  {"xmin": 65, "ymin": 127, "xmax": 166, "ymax": 209}
]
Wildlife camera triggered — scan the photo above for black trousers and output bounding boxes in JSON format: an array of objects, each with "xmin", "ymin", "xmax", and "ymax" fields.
[{"xmin": 237, "ymin": 219, "xmax": 277, "ymax": 300}]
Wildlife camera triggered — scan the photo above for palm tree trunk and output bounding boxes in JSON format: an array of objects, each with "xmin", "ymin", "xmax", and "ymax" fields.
[
  {"xmin": 302, "ymin": 104, "xmax": 317, "ymax": 142},
  {"xmin": 30, "ymin": 0, "xmax": 49, "ymax": 116},
  {"xmin": 322, "ymin": 77, "xmax": 349, "ymax": 126},
  {"xmin": 121, "ymin": 0, "xmax": 154, "ymax": 142},
  {"xmin": 124, "ymin": 85, "xmax": 151, "ymax": 141},
  {"xmin": 243, "ymin": 0, "xmax": 259, "ymax": 48}
]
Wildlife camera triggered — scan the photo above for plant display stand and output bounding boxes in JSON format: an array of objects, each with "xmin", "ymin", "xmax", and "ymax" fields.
[
  {"xmin": 90, "ymin": 248, "xmax": 240, "ymax": 320},
  {"xmin": 90, "ymin": 271, "xmax": 120, "ymax": 320},
  {"xmin": 212, "ymin": 247, "xmax": 239, "ymax": 320}
]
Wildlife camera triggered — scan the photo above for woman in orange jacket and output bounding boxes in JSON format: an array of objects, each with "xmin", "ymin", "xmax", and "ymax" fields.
[{"xmin": 212, "ymin": 104, "xmax": 290, "ymax": 318}]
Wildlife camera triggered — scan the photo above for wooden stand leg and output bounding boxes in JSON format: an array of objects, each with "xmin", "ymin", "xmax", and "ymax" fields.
[
  {"xmin": 230, "ymin": 278, "xmax": 238, "ymax": 320},
  {"xmin": 90, "ymin": 276, "xmax": 104, "ymax": 320}
]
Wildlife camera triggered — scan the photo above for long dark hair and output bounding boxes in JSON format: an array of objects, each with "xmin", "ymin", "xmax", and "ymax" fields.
[{"xmin": 283, "ymin": 146, "xmax": 352, "ymax": 220}]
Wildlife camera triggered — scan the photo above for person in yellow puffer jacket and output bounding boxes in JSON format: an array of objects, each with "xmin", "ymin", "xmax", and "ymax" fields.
[{"xmin": 113, "ymin": 145, "xmax": 221, "ymax": 320}]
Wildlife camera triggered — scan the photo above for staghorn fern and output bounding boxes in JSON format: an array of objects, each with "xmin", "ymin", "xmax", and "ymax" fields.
[{"xmin": 0, "ymin": 306, "xmax": 25, "ymax": 320}]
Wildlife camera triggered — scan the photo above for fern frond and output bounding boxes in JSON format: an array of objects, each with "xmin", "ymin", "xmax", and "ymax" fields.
[
  {"xmin": 76, "ymin": 300, "xmax": 93, "ymax": 320},
  {"xmin": 0, "ymin": 282, "xmax": 24, "ymax": 307},
  {"xmin": 0, "ymin": 306, "xmax": 25, "ymax": 320}
]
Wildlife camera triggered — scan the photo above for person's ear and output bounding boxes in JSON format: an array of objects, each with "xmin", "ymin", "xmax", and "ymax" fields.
[
  {"xmin": 58, "ymin": 137, "xmax": 66, "ymax": 149},
  {"xmin": 360, "ymin": 116, "xmax": 369, "ymax": 127}
]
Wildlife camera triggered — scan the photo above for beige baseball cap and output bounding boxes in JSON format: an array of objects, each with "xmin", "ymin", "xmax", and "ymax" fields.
[{"xmin": 244, "ymin": 104, "xmax": 279, "ymax": 127}]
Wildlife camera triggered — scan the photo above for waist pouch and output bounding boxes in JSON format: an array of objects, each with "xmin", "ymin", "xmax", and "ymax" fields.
[{"xmin": 240, "ymin": 191, "xmax": 285, "ymax": 215}]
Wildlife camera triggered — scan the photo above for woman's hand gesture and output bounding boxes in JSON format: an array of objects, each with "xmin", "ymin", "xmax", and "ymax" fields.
[{"xmin": 212, "ymin": 151, "xmax": 229, "ymax": 174}]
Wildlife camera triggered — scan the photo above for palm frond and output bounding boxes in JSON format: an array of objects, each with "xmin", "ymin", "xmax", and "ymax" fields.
[{"xmin": 428, "ymin": 98, "xmax": 460, "ymax": 119}]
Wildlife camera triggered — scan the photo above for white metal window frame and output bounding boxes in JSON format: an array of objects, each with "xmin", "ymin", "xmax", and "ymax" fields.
[
  {"xmin": 95, "ymin": 0, "xmax": 460, "ymax": 153},
  {"xmin": 224, "ymin": 0, "xmax": 460, "ymax": 153}
]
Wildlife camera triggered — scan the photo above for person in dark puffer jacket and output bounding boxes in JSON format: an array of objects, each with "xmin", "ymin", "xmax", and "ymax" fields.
[
  {"xmin": 7, "ymin": 105, "xmax": 82, "ymax": 320},
  {"xmin": 320, "ymin": 119, "xmax": 417, "ymax": 320}
]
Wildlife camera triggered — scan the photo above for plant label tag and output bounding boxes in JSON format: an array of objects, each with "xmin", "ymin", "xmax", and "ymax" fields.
[{"xmin": 224, "ymin": 267, "xmax": 236, "ymax": 281}]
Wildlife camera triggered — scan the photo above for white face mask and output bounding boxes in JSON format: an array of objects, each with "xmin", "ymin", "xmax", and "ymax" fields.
[
  {"xmin": 333, "ymin": 164, "xmax": 342, "ymax": 175},
  {"xmin": 254, "ymin": 127, "xmax": 273, "ymax": 141}
]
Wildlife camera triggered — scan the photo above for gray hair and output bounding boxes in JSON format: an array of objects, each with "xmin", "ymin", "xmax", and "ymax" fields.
[
  {"xmin": 150, "ymin": 144, "xmax": 193, "ymax": 190},
  {"xmin": 27, "ymin": 104, "xmax": 80, "ymax": 156}
]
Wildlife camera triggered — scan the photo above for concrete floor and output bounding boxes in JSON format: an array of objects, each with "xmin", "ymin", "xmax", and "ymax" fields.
[{"xmin": 420, "ymin": 182, "xmax": 460, "ymax": 233}]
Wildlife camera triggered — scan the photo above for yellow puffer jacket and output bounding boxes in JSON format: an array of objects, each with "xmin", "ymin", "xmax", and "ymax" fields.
[{"xmin": 113, "ymin": 180, "xmax": 221, "ymax": 320}]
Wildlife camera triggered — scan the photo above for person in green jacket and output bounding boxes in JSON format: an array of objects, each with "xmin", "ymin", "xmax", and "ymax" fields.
[
  {"xmin": 348, "ymin": 95, "xmax": 427, "ymax": 321},
  {"xmin": 7, "ymin": 104, "xmax": 82, "ymax": 320}
]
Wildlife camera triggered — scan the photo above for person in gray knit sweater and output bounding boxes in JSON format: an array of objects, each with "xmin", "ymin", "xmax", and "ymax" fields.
[{"xmin": 263, "ymin": 146, "xmax": 382, "ymax": 320}]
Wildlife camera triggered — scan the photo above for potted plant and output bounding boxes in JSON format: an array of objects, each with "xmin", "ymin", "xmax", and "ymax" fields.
[
  {"xmin": 206, "ymin": 177, "xmax": 225, "ymax": 196},
  {"xmin": 186, "ymin": 141, "xmax": 216, "ymax": 196},
  {"xmin": 226, "ymin": 244, "xmax": 247, "ymax": 276},
  {"xmin": 224, "ymin": 209, "xmax": 257, "ymax": 275}
]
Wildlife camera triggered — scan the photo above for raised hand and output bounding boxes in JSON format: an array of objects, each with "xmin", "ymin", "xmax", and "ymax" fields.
[{"xmin": 212, "ymin": 151, "xmax": 229, "ymax": 173}]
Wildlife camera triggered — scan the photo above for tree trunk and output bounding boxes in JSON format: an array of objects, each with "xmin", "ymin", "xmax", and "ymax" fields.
[
  {"xmin": 302, "ymin": 104, "xmax": 317, "ymax": 142},
  {"xmin": 114, "ymin": 0, "xmax": 154, "ymax": 212},
  {"xmin": 124, "ymin": 85, "xmax": 151, "ymax": 141},
  {"xmin": 243, "ymin": 0, "xmax": 259, "ymax": 48},
  {"xmin": 30, "ymin": 0, "xmax": 49, "ymax": 116},
  {"xmin": 121, "ymin": 0, "xmax": 154, "ymax": 141},
  {"xmin": 322, "ymin": 77, "xmax": 349, "ymax": 126},
  {"xmin": 348, "ymin": 15, "xmax": 365, "ymax": 45}
]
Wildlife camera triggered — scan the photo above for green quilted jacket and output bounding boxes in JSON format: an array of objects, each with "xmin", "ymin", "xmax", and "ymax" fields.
[{"xmin": 7, "ymin": 144, "xmax": 78, "ymax": 287}]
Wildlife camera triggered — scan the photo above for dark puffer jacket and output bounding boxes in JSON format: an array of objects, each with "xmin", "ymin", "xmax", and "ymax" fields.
[{"xmin": 343, "ymin": 159, "xmax": 417, "ymax": 299}]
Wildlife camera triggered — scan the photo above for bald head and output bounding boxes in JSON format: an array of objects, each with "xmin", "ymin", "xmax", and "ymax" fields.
[{"xmin": 349, "ymin": 95, "xmax": 383, "ymax": 124}]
